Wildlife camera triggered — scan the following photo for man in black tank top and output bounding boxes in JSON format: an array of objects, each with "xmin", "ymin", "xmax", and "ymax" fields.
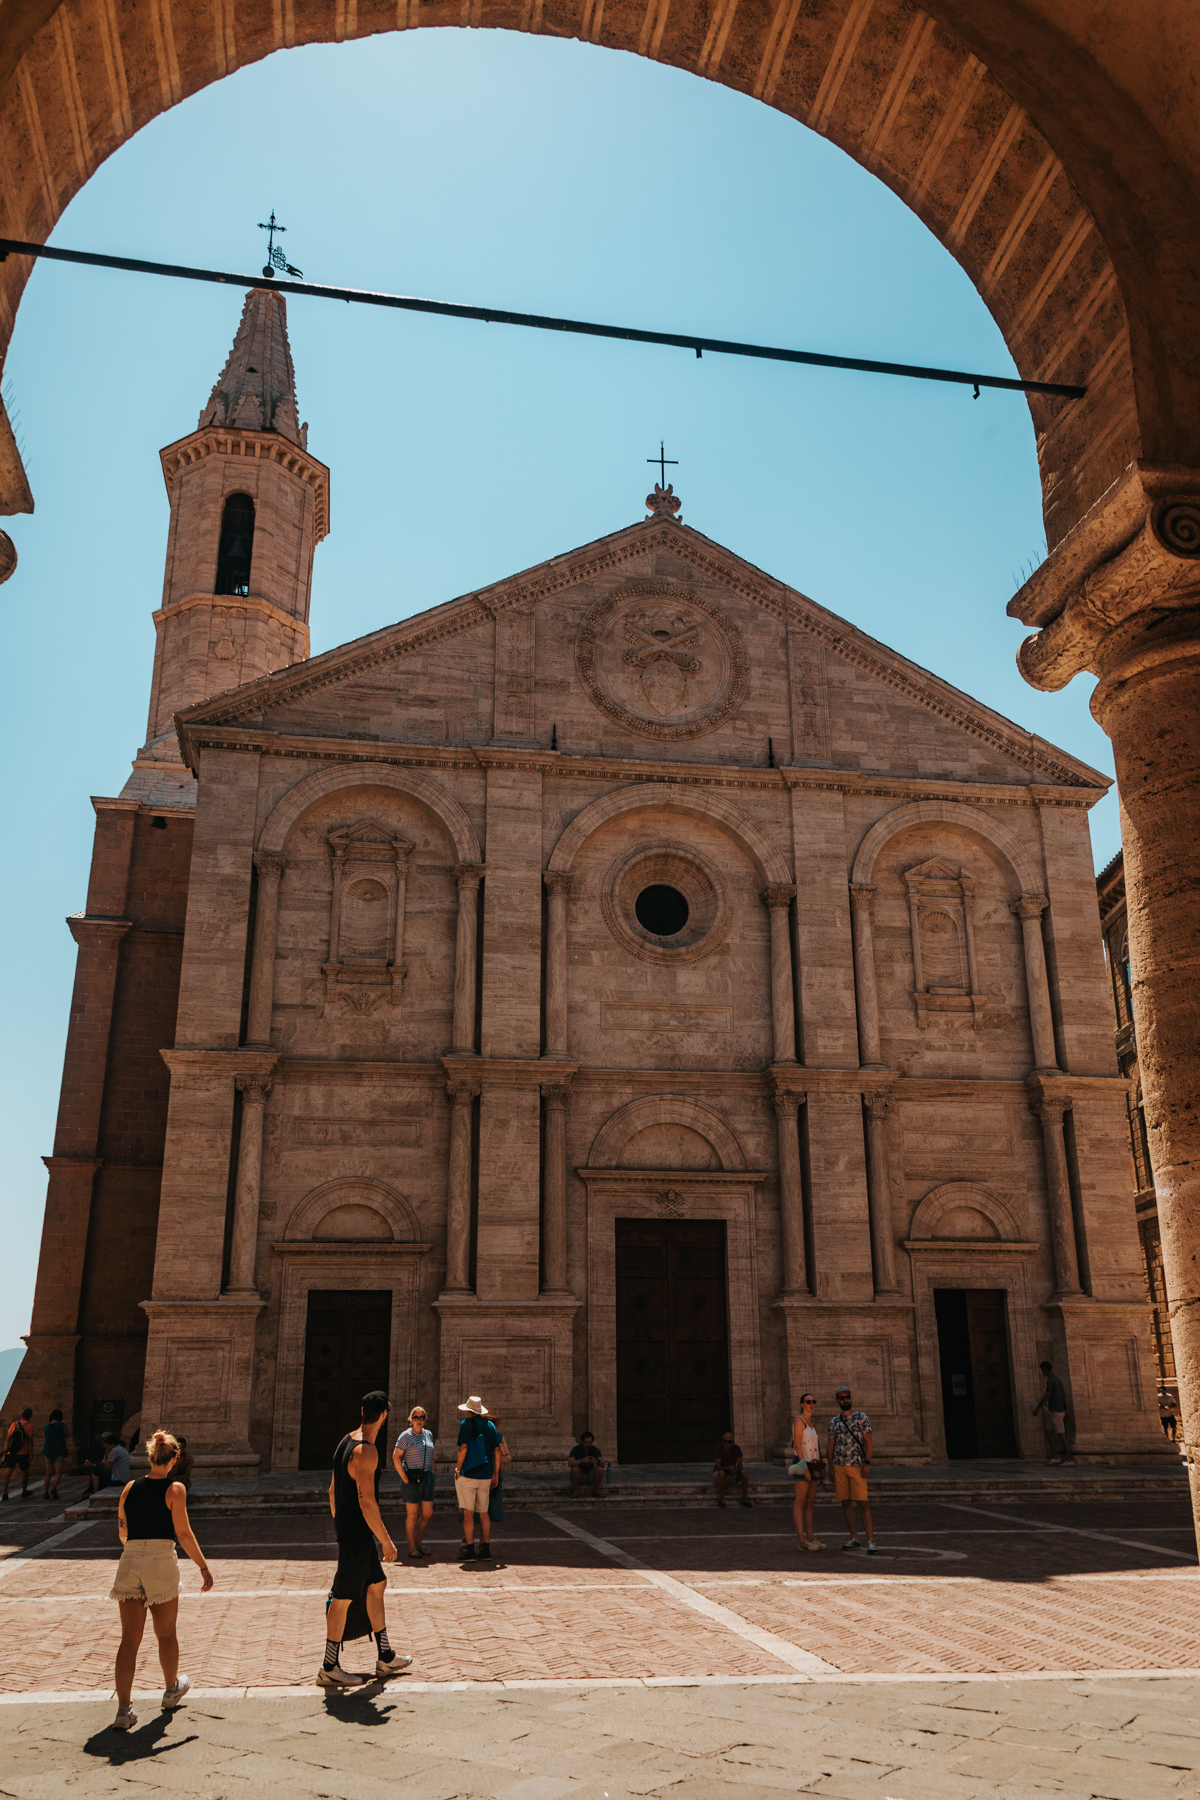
[{"xmin": 318, "ymin": 1390, "xmax": 413, "ymax": 1690}]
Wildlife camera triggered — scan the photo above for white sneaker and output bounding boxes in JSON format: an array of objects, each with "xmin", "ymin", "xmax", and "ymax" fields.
[
  {"xmin": 807, "ymin": 1538, "xmax": 825, "ymax": 1551},
  {"xmin": 162, "ymin": 1674, "xmax": 190, "ymax": 1710},
  {"xmin": 112, "ymin": 1707, "xmax": 137, "ymax": 1731},
  {"xmin": 374, "ymin": 1651, "xmax": 413, "ymax": 1679},
  {"xmin": 316, "ymin": 1664, "xmax": 358, "ymax": 1690}
]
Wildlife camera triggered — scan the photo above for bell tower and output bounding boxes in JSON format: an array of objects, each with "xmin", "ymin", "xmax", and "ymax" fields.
[{"xmin": 127, "ymin": 285, "xmax": 329, "ymax": 800}]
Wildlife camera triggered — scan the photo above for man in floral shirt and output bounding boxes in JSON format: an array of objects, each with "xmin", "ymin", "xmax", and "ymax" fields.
[{"xmin": 826, "ymin": 1386, "xmax": 876, "ymax": 1555}]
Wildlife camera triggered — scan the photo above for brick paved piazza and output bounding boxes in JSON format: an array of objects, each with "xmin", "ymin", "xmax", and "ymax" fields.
[{"xmin": 2, "ymin": 1496, "xmax": 1198, "ymax": 1796}]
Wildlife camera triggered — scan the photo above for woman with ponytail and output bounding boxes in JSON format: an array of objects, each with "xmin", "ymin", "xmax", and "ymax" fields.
[{"xmin": 108, "ymin": 1429, "xmax": 213, "ymax": 1731}]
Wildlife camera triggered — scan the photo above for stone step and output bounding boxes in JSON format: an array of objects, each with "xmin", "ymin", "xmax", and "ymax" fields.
[{"xmin": 64, "ymin": 1463, "xmax": 1187, "ymax": 1522}]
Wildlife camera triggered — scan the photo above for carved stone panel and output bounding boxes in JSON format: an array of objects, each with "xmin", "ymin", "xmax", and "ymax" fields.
[
  {"xmin": 322, "ymin": 818, "xmax": 413, "ymax": 1015},
  {"xmin": 902, "ymin": 857, "xmax": 986, "ymax": 1029},
  {"xmin": 575, "ymin": 580, "xmax": 748, "ymax": 740},
  {"xmin": 787, "ymin": 625, "xmax": 830, "ymax": 763}
]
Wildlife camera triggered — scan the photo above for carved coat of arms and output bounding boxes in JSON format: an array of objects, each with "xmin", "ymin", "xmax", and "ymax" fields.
[{"xmin": 576, "ymin": 581, "xmax": 748, "ymax": 740}]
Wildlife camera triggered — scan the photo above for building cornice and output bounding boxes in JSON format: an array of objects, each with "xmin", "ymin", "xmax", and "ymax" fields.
[
  {"xmin": 173, "ymin": 723, "xmax": 1103, "ymax": 811},
  {"xmin": 159, "ymin": 426, "xmax": 329, "ymax": 541},
  {"xmin": 154, "ymin": 591, "xmax": 310, "ymax": 658}
]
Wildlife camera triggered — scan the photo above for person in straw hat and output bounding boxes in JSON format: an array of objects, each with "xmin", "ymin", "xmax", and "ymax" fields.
[{"xmin": 454, "ymin": 1396, "xmax": 502, "ymax": 1561}]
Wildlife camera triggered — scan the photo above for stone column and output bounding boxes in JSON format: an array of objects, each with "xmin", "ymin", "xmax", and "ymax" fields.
[
  {"xmin": 761, "ymin": 884, "xmax": 798, "ymax": 1065},
  {"xmin": 863, "ymin": 1092, "xmax": 898, "ymax": 1295},
  {"xmin": 1033, "ymin": 1096, "xmax": 1082, "ymax": 1298},
  {"xmin": 543, "ymin": 872, "xmax": 572, "ymax": 1059},
  {"xmin": 451, "ymin": 864, "xmax": 485, "ymax": 1055},
  {"xmin": 226, "ymin": 1075, "xmax": 272, "ymax": 1295},
  {"xmin": 541, "ymin": 1084, "xmax": 572, "ymax": 1295},
  {"xmin": 245, "ymin": 852, "xmax": 285, "ymax": 1047},
  {"xmin": 1011, "ymin": 894, "xmax": 1061, "ymax": 1074},
  {"xmin": 442, "ymin": 1081, "xmax": 478, "ymax": 1294},
  {"xmin": 772, "ymin": 1090, "xmax": 808, "ymax": 1296},
  {"xmin": 1012, "ymin": 473, "xmax": 1200, "ymax": 1529},
  {"xmin": 849, "ymin": 883, "xmax": 884, "ymax": 1068}
]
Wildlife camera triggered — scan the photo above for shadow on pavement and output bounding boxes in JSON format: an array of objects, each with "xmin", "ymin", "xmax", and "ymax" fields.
[{"xmin": 82, "ymin": 1716, "xmax": 197, "ymax": 1763}]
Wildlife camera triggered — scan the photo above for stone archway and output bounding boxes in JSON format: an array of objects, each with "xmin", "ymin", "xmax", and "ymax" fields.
[{"xmin": 3, "ymin": 0, "xmax": 1195, "ymax": 549}]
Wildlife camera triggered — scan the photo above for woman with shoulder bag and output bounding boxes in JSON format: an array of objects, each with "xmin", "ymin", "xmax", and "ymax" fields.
[{"xmin": 789, "ymin": 1394, "xmax": 824, "ymax": 1551}]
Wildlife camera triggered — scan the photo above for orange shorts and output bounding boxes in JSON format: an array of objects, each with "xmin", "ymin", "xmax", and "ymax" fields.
[{"xmin": 832, "ymin": 1464, "xmax": 869, "ymax": 1505}]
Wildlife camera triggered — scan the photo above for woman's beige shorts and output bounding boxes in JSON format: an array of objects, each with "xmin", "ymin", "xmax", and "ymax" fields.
[{"xmin": 110, "ymin": 1538, "xmax": 180, "ymax": 1606}]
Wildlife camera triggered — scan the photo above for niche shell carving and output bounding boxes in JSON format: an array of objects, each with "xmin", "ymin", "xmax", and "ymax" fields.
[{"xmin": 575, "ymin": 580, "xmax": 748, "ymax": 740}]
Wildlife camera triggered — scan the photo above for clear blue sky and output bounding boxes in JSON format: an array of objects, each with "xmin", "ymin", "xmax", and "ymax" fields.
[{"xmin": 0, "ymin": 29, "xmax": 1116, "ymax": 1357}]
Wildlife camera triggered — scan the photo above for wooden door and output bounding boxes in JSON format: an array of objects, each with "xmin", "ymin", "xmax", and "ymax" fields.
[
  {"xmin": 615, "ymin": 1219, "xmax": 730, "ymax": 1463},
  {"xmin": 298, "ymin": 1290, "xmax": 391, "ymax": 1471},
  {"xmin": 965, "ymin": 1288, "xmax": 1017, "ymax": 1456}
]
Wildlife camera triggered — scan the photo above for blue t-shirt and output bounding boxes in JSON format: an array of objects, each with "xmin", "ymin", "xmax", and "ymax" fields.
[
  {"xmin": 457, "ymin": 1417, "xmax": 500, "ymax": 1477},
  {"xmin": 393, "ymin": 1426, "xmax": 434, "ymax": 1474}
]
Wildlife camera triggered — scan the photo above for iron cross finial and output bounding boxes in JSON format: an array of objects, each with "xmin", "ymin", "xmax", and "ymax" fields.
[
  {"xmin": 647, "ymin": 440, "xmax": 678, "ymax": 486},
  {"xmin": 258, "ymin": 211, "xmax": 303, "ymax": 281}
]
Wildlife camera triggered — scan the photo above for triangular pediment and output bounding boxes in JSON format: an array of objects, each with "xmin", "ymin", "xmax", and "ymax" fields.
[
  {"xmin": 904, "ymin": 857, "xmax": 963, "ymax": 883},
  {"xmin": 176, "ymin": 514, "xmax": 1108, "ymax": 791}
]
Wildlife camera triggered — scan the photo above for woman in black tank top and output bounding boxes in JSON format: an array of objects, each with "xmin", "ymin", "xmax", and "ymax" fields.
[{"xmin": 108, "ymin": 1429, "xmax": 214, "ymax": 1733}]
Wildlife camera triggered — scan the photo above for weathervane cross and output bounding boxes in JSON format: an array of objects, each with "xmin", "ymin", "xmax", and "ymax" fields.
[
  {"xmin": 647, "ymin": 440, "xmax": 678, "ymax": 486},
  {"xmin": 258, "ymin": 211, "xmax": 303, "ymax": 280}
]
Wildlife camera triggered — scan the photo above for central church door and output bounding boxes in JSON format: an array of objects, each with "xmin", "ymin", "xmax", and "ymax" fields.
[
  {"xmin": 615, "ymin": 1218, "xmax": 730, "ymax": 1463},
  {"xmin": 298, "ymin": 1290, "xmax": 391, "ymax": 1470}
]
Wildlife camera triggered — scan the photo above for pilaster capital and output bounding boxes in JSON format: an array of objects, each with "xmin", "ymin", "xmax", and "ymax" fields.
[
  {"xmin": 863, "ymin": 1091, "xmax": 895, "ymax": 1118},
  {"xmin": 760, "ymin": 884, "xmax": 797, "ymax": 911},
  {"xmin": 1031, "ymin": 1094, "xmax": 1072, "ymax": 1125},
  {"xmin": 235, "ymin": 1074, "xmax": 272, "ymax": 1105},
  {"xmin": 1009, "ymin": 462, "xmax": 1200, "ymax": 691},
  {"xmin": 454, "ymin": 862, "xmax": 486, "ymax": 891},
  {"xmin": 446, "ymin": 1080, "xmax": 480, "ymax": 1106},
  {"xmin": 848, "ymin": 883, "xmax": 876, "ymax": 914},
  {"xmin": 771, "ymin": 1089, "xmax": 806, "ymax": 1117},
  {"xmin": 253, "ymin": 851, "xmax": 286, "ymax": 883},
  {"xmin": 543, "ymin": 870, "xmax": 573, "ymax": 897},
  {"xmin": 541, "ymin": 1084, "xmax": 573, "ymax": 1110},
  {"xmin": 1011, "ymin": 892, "xmax": 1049, "ymax": 922}
]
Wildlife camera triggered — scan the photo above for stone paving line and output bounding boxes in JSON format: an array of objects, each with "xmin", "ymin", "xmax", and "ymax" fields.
[{"xmin": 3, "ymin": 1499, "xmax": 1198, "ymax": 1698}]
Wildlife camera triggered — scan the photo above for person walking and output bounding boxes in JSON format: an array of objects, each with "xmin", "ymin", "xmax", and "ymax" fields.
[
  {"xmin": 455, "ymin": 1395, "xmax": 501, "ymax": 1560},
  {"xmin": 319, "ymin": 1390, "xmax": 411, "ymax": 1690},
  {"xmin": 392, "ymin": 1405, "xmax": 436, "ymax": 1559},
  {"xmin": 790, "ymin": 1393, "xmax": 824, "ymax": 1551},
  {"xmin": 1159, "ymin": 1387, "xmax": 1179, "ymax": 1443},
  {"xmin": 826, "ymin": 1386, "xmax": 877, "ymax": 1554},
  {"xmin": 1032, "ymin": 1361, "xmax": 1075, "ymax": 1464},
  {"xmin": 42, "ymin": 1409, "xmax": 67, "ymax": 1500},
  {"xmin": 108, "ymin": 1429, "xmax": 212, "ymax": 1731},
  {"xmin": 713, "ymin": 1432, "xmax": 752, "ymax": 1508},
  {"xmin": 2, "ymin": 1408, "xmax": 33, "ymax": 1501}
]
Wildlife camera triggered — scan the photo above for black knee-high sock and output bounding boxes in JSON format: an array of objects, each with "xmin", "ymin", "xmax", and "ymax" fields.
[
  {"xmin": 375, "ymin": 1627, "xmax": 393, "ymax": 1661},
  {"xmin": 323, "ymin": 1638, "xmax": 341, "ymax": 1670}
]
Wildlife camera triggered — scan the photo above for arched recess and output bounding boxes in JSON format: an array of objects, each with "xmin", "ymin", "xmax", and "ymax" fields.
[
  {"xmin": 3, "ymin": 3, "xmax": 1189, "ymax": 547},
  {"xmin": 548, "ymin": 783, "xmax": 791, "ymax": 885},
  {"xmin": 257, "ymin": 762, "xmax": 481, "ymax": 863},
  {"xmin": 589, "ymin": 1095, "xmax": 748, "ymax": 1172},
  {"xmin": 909, "ymin": 1181, "xmax": 1024, "ymax": 1243},
  {"xmin": 283, "ymin": 1177, "xmax": 421, "ymax": 1243},
  {"xmin": 851, "ymin": 798, "xmax": 1042, "ymax": 896}
]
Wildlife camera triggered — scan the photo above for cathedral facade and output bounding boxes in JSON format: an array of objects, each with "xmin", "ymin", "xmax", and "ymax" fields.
[{"xmin": 8, "ymin": 290, "xmax": 1167, "ymax": 1471}]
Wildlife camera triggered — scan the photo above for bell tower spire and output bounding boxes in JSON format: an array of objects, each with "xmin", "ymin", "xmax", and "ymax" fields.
[{"xmin": 124, "ymin": 286, "xmax": 330, "ymax": 804}]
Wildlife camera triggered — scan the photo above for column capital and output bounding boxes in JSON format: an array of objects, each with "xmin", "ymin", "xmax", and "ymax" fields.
[
  {"xmin": 1011, "ymin": 892, "xmax": 1049, "ymax": 921},
  {"xmin": 541, "ymin": 1083, "xmax": 573, "ymax": 1109},
  {"xmin": 454, "ymin": 862, "xmax": 486, "ymax": 891},
  {"xmin": 446, "ymin": 1080, "xmax": 481, "ymax": 1106},
  {"xmin": 253, "ymin": 850, "xmax": 286, "ymax": 882},
  {"xmin": 771, "ymin": 1088, "xmax": 807, "ymax": 1115},
  {"xmin": 863, "ymin": 1091, "xmax": 895, "ymax": 1118},
  {"xmin": 543, "ymin": 870, "xmax": 573, "ymax": 897},
  {"xmin": 234, "ymin": 1074, "xmax": 272, "ymax": 1105},
  {"xmin": 1010, "ymin": 462, "xmax": 1200, "ymax": 692},
  {"xmin": 848, "ymin": 882, "xmax": 876, "ymax": 913},
  {"xmin": 760, "ymin": 883, "xmax": 797, "ymax": 910}
]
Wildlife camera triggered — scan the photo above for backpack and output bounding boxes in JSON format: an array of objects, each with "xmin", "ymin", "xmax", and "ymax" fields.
[{"xmin": 461, "ymin": 1418, "xmax": 494, "ymax": 1475}]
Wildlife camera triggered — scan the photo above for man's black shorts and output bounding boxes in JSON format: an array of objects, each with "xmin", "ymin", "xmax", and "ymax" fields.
[
  {"xmin": 331, "ymin": 1530, "xmax": 384, "ymax": 1602},
  {"xmin": 3, "ymin": 1453, "xmax": 30, "ymax": 1471}
]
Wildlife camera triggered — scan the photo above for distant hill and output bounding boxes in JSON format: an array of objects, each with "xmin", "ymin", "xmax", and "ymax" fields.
[{"xmin": 0, "ymin": 1347, "xmax": 24, "ymax": 1408}]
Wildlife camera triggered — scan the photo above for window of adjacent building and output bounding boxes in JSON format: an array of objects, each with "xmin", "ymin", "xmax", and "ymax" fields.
[{"xmin": 215, "ymin": 492, "xmax": 255, "ymax": 596}]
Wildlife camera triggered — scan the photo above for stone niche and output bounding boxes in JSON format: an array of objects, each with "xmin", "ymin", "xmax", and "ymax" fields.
[
  {"xmin": 901, "ymin": 857, "xmax": 987, "ymax": 1029},
  {"xmin": 321, "ymin": 818, "xmax": 413, "ymax": 1015}
]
